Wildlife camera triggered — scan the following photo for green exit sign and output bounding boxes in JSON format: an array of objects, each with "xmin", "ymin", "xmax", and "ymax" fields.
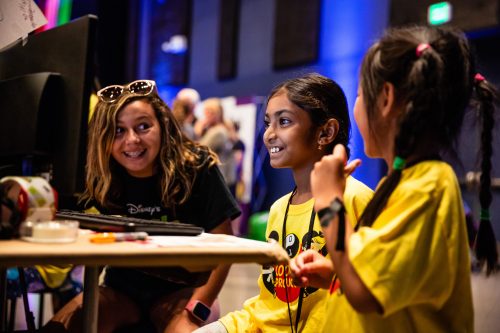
[{"xmin": 428, "ymin": 2, "xmax": 452, "ymax": 25}]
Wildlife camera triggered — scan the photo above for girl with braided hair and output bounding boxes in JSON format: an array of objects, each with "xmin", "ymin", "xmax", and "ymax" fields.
[{"xmin": 290, "ymin": 25, "xmax": 498, "ymax": 332}]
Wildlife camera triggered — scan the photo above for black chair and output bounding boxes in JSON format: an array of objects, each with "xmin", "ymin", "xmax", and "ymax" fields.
[{"xmin": 5, "ymin": 266, "xmax": 83, "ymax": 332}]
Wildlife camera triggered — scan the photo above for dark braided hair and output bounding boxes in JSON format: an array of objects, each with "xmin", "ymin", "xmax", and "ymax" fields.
[
  {"xmin": 357, "ymin": 26, "xmax": 474, "ymax": 231},
  {"xmin": 474, "ymin": 76, "xmax": 498, "ymax": 274},
  {"xmin": 357, "ymin": 25, "xmax": 498, "ymax": 274}
]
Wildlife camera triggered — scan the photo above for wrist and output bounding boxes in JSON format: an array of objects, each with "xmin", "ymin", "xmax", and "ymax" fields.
[
  {"xmin": 185, "ymin": 300, "xmax": 211, "ymax": 323},
  {"xmin": 315, "ymin": 200, "xmax": 331, "ymax": 213},
  {"xmin": 315, "ymin": 193, "xmax": 343, "ymax": 212},
  {"xmin": 317, "ymin": 197, "xmax": 345, "ymax": 228}
]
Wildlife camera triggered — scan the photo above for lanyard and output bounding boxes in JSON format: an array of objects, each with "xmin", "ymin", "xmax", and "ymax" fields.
[{"xmin": 281, "ymin": 187, "xmax": 316, "ymax": 333}]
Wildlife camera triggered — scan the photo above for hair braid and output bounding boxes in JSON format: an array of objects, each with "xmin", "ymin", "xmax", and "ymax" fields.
[
  {"xmin": 358, "ymin": 34, "xmax": 445, "ymax": 228},
  {"xmin": 474, "ymin": 78, "xmax": 498, "ymax": 275}
]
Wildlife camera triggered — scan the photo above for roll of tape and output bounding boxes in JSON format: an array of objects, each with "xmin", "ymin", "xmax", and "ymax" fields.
[{"xmin": 0, "ymin": 176, "xmax": 57, "ymax": 222}]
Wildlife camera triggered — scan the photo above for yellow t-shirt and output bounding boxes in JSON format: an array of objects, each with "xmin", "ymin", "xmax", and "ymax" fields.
[
  {"xmin": 220, "ymin": 176, "xmax": 373, "ymax": 332},
  {"xmin": 34, "ymin": 264, "xmax": 73, "ymax": 289},
  {"xmin": 321, "ymin": 161, "xmax": 473, "ymax": 332},
  {"xmin": 32, "ymin": 204, "xmax": 100, "ymax": 289}
]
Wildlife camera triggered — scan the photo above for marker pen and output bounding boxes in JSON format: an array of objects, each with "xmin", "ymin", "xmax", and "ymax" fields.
[{"xmin": 90, "ymin": 231, "xmax": 148, "ymax": 243}]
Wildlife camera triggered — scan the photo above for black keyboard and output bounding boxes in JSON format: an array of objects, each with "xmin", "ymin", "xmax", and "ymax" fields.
[{"xmin": 56, "ymin": 210, "xmax": 204, "ymax": 236}]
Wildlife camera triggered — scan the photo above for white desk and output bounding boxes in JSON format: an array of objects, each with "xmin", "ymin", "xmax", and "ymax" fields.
[{"xmin": 0, "ymin": 232, "xmax": 288, "ymax": 333}]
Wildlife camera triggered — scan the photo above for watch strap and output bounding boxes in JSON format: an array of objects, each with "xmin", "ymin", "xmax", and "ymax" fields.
[{"xmin": 318, "ymin": 197, "xmax": 345, "ymax": 228}]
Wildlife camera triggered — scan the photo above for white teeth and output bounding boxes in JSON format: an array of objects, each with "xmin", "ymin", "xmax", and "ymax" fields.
[
  {"xmin": 270, "ymin": 147, "xmax": 281, "ymax": 154},
  {"xmin": 124, "ymin": 150, "xmax": 144, "ymax": 158}
]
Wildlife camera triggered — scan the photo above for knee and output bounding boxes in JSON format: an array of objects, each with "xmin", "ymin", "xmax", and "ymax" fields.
[{"xmin": 97, "ymin": 287, "xmax": 141, "ymax": 331}]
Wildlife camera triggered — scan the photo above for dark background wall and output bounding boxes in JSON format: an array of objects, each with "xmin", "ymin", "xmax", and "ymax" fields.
[
  {"xmin": 50, "ymin": 0, "xmax": 500, "ymax": 236},
  {"xmin": 70, "ymin": 0, "xmax": 135, "ymax": 87}
]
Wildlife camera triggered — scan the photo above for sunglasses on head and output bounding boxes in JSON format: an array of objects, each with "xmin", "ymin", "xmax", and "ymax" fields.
[{"xmin": 97, "ymin": 80, "xmax": 156, "ymax": 103}]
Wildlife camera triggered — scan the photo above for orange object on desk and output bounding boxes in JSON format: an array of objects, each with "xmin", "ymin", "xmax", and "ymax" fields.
[{"xmin": 89, "ymin": 232, "xmax": 148, "ymax": 243}]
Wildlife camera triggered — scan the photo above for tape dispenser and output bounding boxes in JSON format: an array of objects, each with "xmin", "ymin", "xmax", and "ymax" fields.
[{"xmin": 0, "ymin": 176, "xmax": 78, "ymax": 242}]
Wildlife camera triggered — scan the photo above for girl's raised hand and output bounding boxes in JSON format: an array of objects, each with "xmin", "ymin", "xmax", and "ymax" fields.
[
  {"xmin": 311, "ymin": 144, "xmax": 349, "ymax": 212},
  {"xmin": 290, "ymin": 249, "xmax": 334, "ymax": 289},
  {"xmin": 344, "ymin": 159, "xmax": 361, "ymax": 177}
]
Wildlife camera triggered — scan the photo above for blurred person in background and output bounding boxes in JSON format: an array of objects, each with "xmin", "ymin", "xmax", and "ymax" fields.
[
  {"xmin": 175, "ymin": 88, "xmax": 200, "ymax": 140},
  {"xmin": 195, "ymin": 98, "xmax": 237, "ymax": 195}
]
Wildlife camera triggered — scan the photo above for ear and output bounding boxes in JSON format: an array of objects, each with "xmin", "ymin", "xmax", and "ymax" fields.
[
  {"xmin": 377, "ymin": 82, "xmax": 396, "ymax": 119},
  {"xmin": 317, "ymin": 118, "xmax": 340, "ymax": 146}
]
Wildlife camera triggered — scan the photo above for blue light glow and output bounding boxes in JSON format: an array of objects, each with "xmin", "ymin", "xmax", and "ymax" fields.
[{"xmin": 319, "ymin": 0, "xmax": 389, "ymax": 189}]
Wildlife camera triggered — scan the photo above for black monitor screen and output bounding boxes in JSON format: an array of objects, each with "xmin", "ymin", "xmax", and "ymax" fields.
[{"xmin": 0, "ymin": 15, "xmax": 97, "ymax": 208}]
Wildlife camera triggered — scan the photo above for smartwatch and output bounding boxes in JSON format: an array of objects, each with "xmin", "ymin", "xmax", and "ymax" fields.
[
  {"xmin": 317, "ymin": 197, "xmax": 345, "ymax": 228},
  {"xmin": 185, "ymin": 300, "xmax": 211, "ymax": 322},
  {"xmin": 317, "ymin": 197, "xmax": 347, "ymax": 251}
]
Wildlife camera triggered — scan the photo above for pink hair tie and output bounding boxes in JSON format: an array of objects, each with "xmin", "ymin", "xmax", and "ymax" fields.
[
  {"xmin": 475, "ymin": 73, "xmax": 485, "ymax": 83},
  {"xmin": 416, "ymin": 43, "xmax": 430, "ymax": 57}
]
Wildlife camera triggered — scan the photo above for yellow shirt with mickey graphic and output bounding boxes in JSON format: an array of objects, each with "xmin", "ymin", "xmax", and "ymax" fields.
[
  {"xmin": 315, "ymin": 161, "xmax": 473, "ymax": 332},
  {"xmin": 219, "ymin": 176, "xmax": 373, "ymax": 332}
]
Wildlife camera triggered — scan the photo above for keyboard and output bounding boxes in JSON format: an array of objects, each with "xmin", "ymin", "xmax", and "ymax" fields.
[{"xmin": 56, "ymin": 210, "xmax": 204, "ymax": 236}]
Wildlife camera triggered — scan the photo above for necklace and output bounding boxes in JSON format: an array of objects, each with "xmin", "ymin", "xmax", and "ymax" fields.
[{"xmin": 281, "ymin": 186, "xmax": 316, "ymax": 333}]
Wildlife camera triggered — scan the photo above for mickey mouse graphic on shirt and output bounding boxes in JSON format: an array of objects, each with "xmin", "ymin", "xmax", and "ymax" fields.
[{"xmin": 262, "ymin": 229, "xmax": 327, "ymax": 302}]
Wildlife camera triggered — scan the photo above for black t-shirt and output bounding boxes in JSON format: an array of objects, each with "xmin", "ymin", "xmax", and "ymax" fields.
[
  {"xmin": 98, "ymin": 163, "xmax": 240, "ymax": 231},
  {"xmin": 101, "ymin": 163, "xmax": 241, "ymax": 303}
]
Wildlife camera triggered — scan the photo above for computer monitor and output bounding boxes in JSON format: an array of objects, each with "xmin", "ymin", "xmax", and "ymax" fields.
[{"xmin": 0, "ymin": 15, "xmax": 97, "ymax": 208}]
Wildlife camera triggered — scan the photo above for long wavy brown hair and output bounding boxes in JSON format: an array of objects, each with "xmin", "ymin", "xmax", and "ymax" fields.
[{"xmin": 80, "ymin": 91, "xmax": 218, "ymax": 210}]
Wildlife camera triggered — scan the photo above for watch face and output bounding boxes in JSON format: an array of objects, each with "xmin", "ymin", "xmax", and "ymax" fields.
[{"xmin": 193, "ymin": 302, "xmax": 211, "ymax": 321}]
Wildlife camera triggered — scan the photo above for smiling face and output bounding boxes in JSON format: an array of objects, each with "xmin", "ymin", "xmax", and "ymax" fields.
[
  {"xmin": 263, "ymin": 92, "xmax": 319, "ymax": 170},
  {"xmin": 111, "ymin": 100, "xmax": 162, "ymax": 178}
]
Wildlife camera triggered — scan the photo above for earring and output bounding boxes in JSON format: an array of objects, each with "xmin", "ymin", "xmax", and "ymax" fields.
[{"xmin": 318, "ymin": 144, "xmax": 323, "ymax": 151}]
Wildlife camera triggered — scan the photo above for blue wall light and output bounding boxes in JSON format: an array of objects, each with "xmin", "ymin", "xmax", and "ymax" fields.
[{"xmin": 318, "ymin": 0, "xmax": 389, "ymax": 189}]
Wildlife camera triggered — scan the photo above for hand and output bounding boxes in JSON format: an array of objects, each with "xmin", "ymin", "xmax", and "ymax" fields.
[
  {"xmin": 163, "ymin": 309, "xmax": 201, "ymax": 333},
  {"xmin": 289, "ymin": 250, "xmax": 334, "ymax": 289},
  {"xmin": 344, "ymin": 159, "xmax": 361, "ymax": 177},
  {"xmin": 311, "ymin": 144, "xmax": 352, "ymax": 211}
]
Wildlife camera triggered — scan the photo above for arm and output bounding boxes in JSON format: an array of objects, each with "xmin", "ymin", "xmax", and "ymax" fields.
[
  {"xmin": 322, "ymin": 213, "xmax": 382, "ymax": 313},
  {"xmin": 189, "ymin": 220, "xmax": 233, "ymax": 306},
  {"xmin": 164, "ymin": 220, "xmax": 233, "ymax": 332},
  {"xmin": 311, "ymin": 145, "xmax": 382, "ymax": 314}
]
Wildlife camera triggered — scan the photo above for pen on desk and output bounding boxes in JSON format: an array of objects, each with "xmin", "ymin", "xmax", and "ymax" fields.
[{"xmin": 90, "ymin": 231, "xmax": 149, "ymax": 243}]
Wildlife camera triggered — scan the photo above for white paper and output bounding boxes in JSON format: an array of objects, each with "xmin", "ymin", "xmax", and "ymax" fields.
[
  {"xmin": 0, "ymin": 0, "xmax": 47, "ymax": 50},
  {"xmin": 149, "ymin": 233, "xmax": 273, "ymax": 249}
]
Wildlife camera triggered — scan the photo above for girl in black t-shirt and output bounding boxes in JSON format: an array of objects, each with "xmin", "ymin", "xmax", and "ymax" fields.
[{"xmin": 43, "ymin": 80, "xmax": 240, "ymax": 333}]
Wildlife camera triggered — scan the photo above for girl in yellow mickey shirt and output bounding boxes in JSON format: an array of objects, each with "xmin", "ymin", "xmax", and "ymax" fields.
[{"xmin": 196, "ymin": 73, "xmax": 373, "ymax": 333}]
